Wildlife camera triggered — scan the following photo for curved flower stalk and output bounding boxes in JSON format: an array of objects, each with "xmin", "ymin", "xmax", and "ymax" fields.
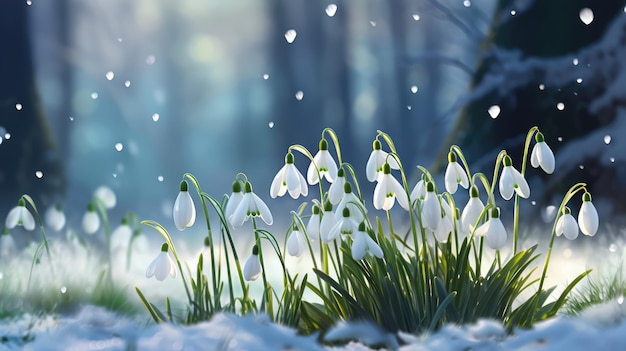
[
  {"xmin": 82, "ymin": 202, "xmax": 100, "ymax": 234},
  {"xmin": 6, "ymin": 198, "xmax": 35, "ymax": 231},
  {"xmin": 555, "ymin": 207, "xmax": 578, "ymax": 240},
  {"xmin": 307, "ymin": 138, "xmax": 338, "ymax": 185},
  {"xmin": 499, "ymin": 155, "xmax": 530, "ymax": 200},
  {"xmin": 146, "ymin": 243, "xmax": 177, "ymax": 281},
  {"xmin": 351, "ymin": 222, "xmax": 383, "ymax": 260},
  {"xmin": 530, "ymin": 132, "xmax": 555, "ymax": 174},
  {"xmin": 335, "ymin": 182, "xmax": 366, "ymax": 223},
  {"xmin": 44, "ymin": 204, "xmax": 66, "ymax": 232},
  {"xmin": 173, "ymin": 180, "xmax": 196, "ymax": 231},
  {"xmin": 444, "ymin": 151, "xmax": 469, "ymax": 194},
  {"xmin": 243, "ymin": 245, "xmax": 262, "ymax": 281},
  {"xmin": 270, "ymin": 152, "xmax": 308, "ymax": 199},
  {"xmin": 373, "ymin": 163, "xmax": 409, "ymax": 211},
  {"xmin": 306, "ymin": 205, "xmax": 321, "ymax": 240},
  {"xmin": 94, "ymin": 185, "xmax": 117, "ymax": 209},
  {"xmin": 475, "ymin": 207, "xmax": 507, "ymax": 250},
  {"xmin": 578, "ymin": 192, "xmax": 599, "ymax": 236},
  {"xmin": 365, "ymin": 139, "xmax": 400, "ymax": 182},
  {"xmin": 328, "ymin": 168, "xmax": 347, "ymax": 205},
  {"xmin": 461, "ymin": 186, "xmax": 485, "ymax": 234},
  {"xmin": 230, "ymin": 181, "xmax": 273, "ymax": 228}
]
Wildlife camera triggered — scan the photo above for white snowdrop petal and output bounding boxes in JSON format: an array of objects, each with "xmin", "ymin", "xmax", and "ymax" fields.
[
  {"xmin": 243, "ymin": 254, "xmax": 262, "ymax": 281},
  {"xmin": 563, "ymin": 214, "xmax": 579, "ymax": 240},
  {"xmin": 230, "ymin": 195, "xmax": 251, "ymax": 228},
  {"xmin": 320, "ymin": 212, "xmax": 337, "ymax": 242},
  {"xmin": 365, "ymin": 150, "xmax": 381, "ymax": 182},
  {"xmin": 485, "ymin": 219, "xmax": 507, "ymax": 249},
  {"xmin": 270, "ymin": 166, "xmax": 287, "ymax": 198},
  {"xmin": 94, "ymin": 186, "xmax": 117, "ymax": 209},
  {"xmin": 5, "ymin": 207, "xmax": 21, "ymax": 229},
  {"xmin": 421, "ymin": 192, "xmax": 441, "ymax": 231},
  {"xmin": 410, "ymin": 180, "xmax": 425, "ymax": 203},
  {"xmin": 373, "ymin": 177, "xmax": 387, "ymax": 210},
  {"xmin": 298, "ymin": 169, "xmax": 308, "ymax": 197},
  {"xmin": 365, "ymin": 235, "xmax": 384, "ymax": 258},
  {"xmin": 45, "ymin": 207, "xmax": 66, "ymax": 232},
  {"xmin": 328, "ymin": 177, "xmax": 345, "ymax": 204},
  {"xmin": 530, "ymin": 144, "xmax": 540, "ymax": 169},
  {"xmin": 444, "ymin": 163, "xmax": 459, "ymax": 194},
  {"xmin": 474, "ymin": 220, "xmax": 490, "ymax": 238},
  {"xmin": 286, "ymin": 164, "xmax": 301, "ymax": 193},
  {"xmin": 538, "ymin": 142, "xmax": 555, "ymax": 174},
  {"xmin": 393, "ymin": 179, "xmax": 410, "ymax": 211},
  {"xmin": 578, "ymin": 201, "xmax": 599, "ymax": 236},
  {"xmin": 322, "ymin": 152, "xmax": 338, "ymax": 182},
  {"xmin": 461, "ymin": 198, "xmax": 484, "ymax": 233},
  {"xmin": 225, "ymin": 192, "xmax": 243, "ymax": 219},
  {"xmin": 307, "ymin": 155, "xmax": 320, "ymax": 185},
  {"xmin": 154, "ymin": 252, "xmax": 173, "ymax": 281},
  {"xmin": 20, "ymin": 207, "xmax": 36, "ymax": 231},
  {"xmin": 82, "ymin": 212, "xmax": 100, "ymax": 234},
  {"xmin": 173, "ymin": 191, "xmax": 196, "ymax": 231},
  {"xmin": 146, "ymin": 258, "xmax": 157, "ymax": 278},
  {"xmin": 499, "ymin": 167, "xmax": 515, "ymax": 200},
  {"xmin": 251, "ymin": 193, "xmax": 273, "ymax": 225},
  {"xmin": 512, "ymin": 168, "xmax": 530, "ymax": 198},
  {"xmin": 306, "ymin": 214, "xmax": 320, "ymax": 239},
  {"xmin": 351, "ymin": 232, "xmax": 367, "ymax": 260}
]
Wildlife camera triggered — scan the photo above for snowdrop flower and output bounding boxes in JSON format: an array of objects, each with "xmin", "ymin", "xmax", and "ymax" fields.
[
  {"xmin": 320, "ymin": 201, "xmax": 337, "ymax": 242},
  {"xmin": 173, "ymin": 180, "xmax": 196, "ymax": 231},
  {"xmin": 475, "ymin": 208, "xmax": 507, "ymax": 249},
  {"xmin": 461, "ymin": 186, "xmax": 485, "ymax": 233},
  {"xmin": 351, "ymin": 222, "xmax": 383, "ymax": 260},
  {"xmin": 94, "ymin": 185, "xmax": 116, "ymax": 209},
  {"xmin": 578, "ymin": 192, "xmax": 599, "ymax": 236},
  {"xmin": 335, "ymin": 182, "xmax": 366, "ymax": 223},
  {"xmin": 82, "ymin": 203, "xmax": 100, "ymax": 234},
  {"xmin": 365, "ymin": 139, "xmax": 400, "ymax": 182},
  {"xmin": 270, "ymin": 152, "xmax": 308, "ymax": 199},
  {"xmin": 306, "ymin": 205, "xmax": 321, "ymax": 240},
  {"xmin": 243, "ymin": 245, "xmax": 262, "ymax": 281},
  {"xmin": 530, "ymin": 132, "xmax": 555, "ymax": 174},
  {"xmin": 328, "ymin": 168, "xmax": 346, "ymax": 205},
  {"xmin": 230, "ymin": 181, "xmax": 273, "ymax": 228},
  {"xmin": 410, "ymin": 174, "xmax": 427, "ymax": 203},
  {"xmin": 225, "ymin": 180, "xmax": 244, "ymax": 220},
  {"xmin": 328, "ymin": 208, "xmax": 360, "ymax": 242},
  {"xmin": 373, "ymin": 163, "xmax": 409, "ymax": 211},
  {"xmin": 146, "ymin": 243, "xmax": 177, "ymax": 281},
  {"xmin": 420, "ymin": 182, "xmax": 441, "ymax": 232},
  {"xmin": 44, "ymin": 203, "xmax": 66, "ymax": 232},
  {"xmin": 444, "ymin": 151, "xmax": 469, "ymax": 194},
  {"xmin": 307, "ymin": 138, "xmax": 338, "ymax": 185},
  {"xmin": 111, "ymin": 217, "xmax": 132, "ymax": 250},
  {"xmin": 287, "ymin": 225, "xmax": 307, "ymax": 257},
  {"xmin": 0, "ymin": 228, "xmax": 16, "ymax": 258},
  {"xmin": 499, "ymin": 155, "xmax": 530, "ymax": 200},
  {"xmin": 556, "ymin": 207, "xmax": 578, "ymax": 240},
  {"xmin": 434, "ymin": 211, "xmax": 453, "ymax": 242},
  {"xmin": 5, "ymin": 198, "xmax": 35, "ymax": 231}
]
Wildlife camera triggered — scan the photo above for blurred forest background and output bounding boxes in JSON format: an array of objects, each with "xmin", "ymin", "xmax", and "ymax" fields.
[{"xmin": 1, "ymin": 0, "xmax": 626, "ymax": 228}]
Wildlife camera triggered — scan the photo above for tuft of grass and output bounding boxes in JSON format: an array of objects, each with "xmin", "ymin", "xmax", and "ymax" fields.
[{"xmin": 564, "ymin": 267, "xmax": 626, "ymax": 315}]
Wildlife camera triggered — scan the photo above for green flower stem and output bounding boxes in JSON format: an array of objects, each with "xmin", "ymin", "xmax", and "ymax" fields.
[
  {"xmin": 22, "ymin": 194, "xmax": 56, "ymax": 289},
  {"xmin": 450, "ymin": 145, "xmax": 473, "ymax": 187},
  {"xmin": 472, "ymin": 173, "xmax": 495, "ymax": 207},
  {"xmin": 490, "ymin": 150, "xmax": 508, "ymax": 198},
  {"xmin": 93, "ymin": 197, "xmax": 113, "ymax": 285},
  {"xmin": 252, "ymin": 218, "xmax": 271, "ymax": 315},
  {"xmin": 322, "ymin": 127, "xmax": 344, "ymax": 165},
  {"xmin": 513, "ymin": 126, "xmax": 539, "ymax": 254}
]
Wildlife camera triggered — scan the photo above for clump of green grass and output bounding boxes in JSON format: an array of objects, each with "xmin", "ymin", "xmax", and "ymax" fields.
[{"xmin": 564, "ymin": 267, "xmax": 626, "ymax": 315}]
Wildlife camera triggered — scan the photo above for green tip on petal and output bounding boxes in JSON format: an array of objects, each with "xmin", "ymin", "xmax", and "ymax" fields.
[
  {"xmin": 503, "ymin": 155, "xmax": 513, "ymax": 167},
  {"xmin": 426, "ymin": 181, "xmax": 435, "ymax": 193},
  {"xmin": 447, "ymin": 151, "xmax": 456, "ymax": 163},
  {"xmin": 252, "ymin": 244, "xmax": 259, "ymax": 255},
  {"xmin": 372, "ymin": 139, "xmax": 382, "ymax": 150},
  {"xmin": 204, "ymin": 236, "xmax": 211, "ymax": 247},
  {"xmin": 87, "ymin": 202, "xmax": 96, "ymax": 212},
  {"xmin": 342, "ymin": 207, "xmax": 351, "ymax": 218},
  {"xmin": 455, "ymin": 207, "xmax": 461, "ymax": 219},
  {"xmin": 244, "ymin": 181, "xmax": 253, "ymax": 193},
  {"xmin": 312, "ymin": 205, "xmax": 320, "ymax": 214},
  {"xmin": 18, "ymin": 198, "xmax": 26, "ymax": 207},
  {"xmin": 535, "ymin": 131, "xmax": 545, "ymax": 143},
  {"xmin": 285, "ymin": 152, "xmax": 295, "ymax": 164},
  {"xmin": 319, "ymin": 138, "xmax": 328, "ymax": 151},
  {"xmin": 121, "ymin": 217, "xmax": 129, "ymax": 225},
  {"xmin": 383, "ymin": 162, "xmax": 391, "ymax": 174},
  {"xmin": 343, "ymin": 182, "xmax": 352, "ymax": 194},
  {"xmin": 470, "ymin": 185, "xmax": 479, "ymax": 198},
  {"xmin": 337, "ymin": 168, "xmax": 345, "ymax": 177},
  {"xmin": 180, "ymin": 180, "xmax": 189, "ymax": 192},
  {"xmin": 582, "ymin": 192, "xmax": 592, "ymax": 202},
  {"xmin": 160, "ymin": 243, "xmax": 169, "ymax": 252},
  {"xmin": 562, "ymin": 206, "xmax": 571, "ymax": 215},
  {"xmin": 55, "ymin": 203, "xmax": 63, "ymax": 211},
  {"xmin": 490, "ymin": 207, "xmax": 500, "ymax": 218},
  {"xmin": 2, "ymin": 227, "xmax": 9, "ymax": 235},
  {"xmin": 324, "ymin": 200, "xmax": 333, "ymax": 212},
  {"xmin": 232, "ymin": 180, "xmax": 242, "ymax": 193},
  {"xmin": 358, "ymin": 222, "xmax": 366, "ymax": 232}
]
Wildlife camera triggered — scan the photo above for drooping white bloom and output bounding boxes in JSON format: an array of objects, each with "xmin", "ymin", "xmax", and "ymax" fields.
[
  {"xmin": 0, "ymin": 229, "xmax": 16, "ymax": 258},
  {"xmin": 5, "ymin": 198, "xmax": 35, "ymax": 231},
  {"xmin": 243, "ymin": 245, "xmax": 262, "ymax": 281},
  {"xmin": 373, "ymin": 163, "xmax": 409, "ymax": 211},
  {"xmin": 530, "ymin": 132, "xmax": 555, "ymax": 174},
  {"xmin": 328, "ymin": 208, "xmax": 359, "ymax": 242},
  {"xmin": 365, "ymin": 139, "xmax": 400, "ymax": 182},
  {"xmin": 434, "ymin": 211, "xmax": 453, "ymax": 242},
  {"xmin": 334, "ymin": 182, "xmax": 366, "ymax": 223},
  {"xmin": 578, "ymin": 192, "xmax": 599, "ymax": 236},
  {"xmin": 319, "ymin": 201, "xmax": 337, "ymax": 242},
  {"xmin": 146, "ymin": 243, "xmax": 177, "ymax": 281},
  {"xmin": 230, "ymin": 181, "xmax": 273, "ymax": 228},
  {"xmin": 307, "ymin": 138, "xmax": 338, "ymax": 185},
  {"xmin": 461, "ymin": 186, "xmax": 485, "ymax": 233},
  {"xmin": 420, "ymin": 182, "xmax": 441, "ymax": 232},
  {"xmin": 444, "ymin": 152, "xmax": 469, "ymax": 194},
  {"xmin": 328, "ymin": 168, "xmax": 346, "ymax": 205},
  {"xmin": 410, "ymin": 175, "xmax": 426, "ymax": 204},
  {"xmin": 173, "ymin": 180, "xmax": 196, "ymax": 231},
  {"xmin": 82, "ymin": 203, "xmax": 100, "ymax": 234},
  {"xmin": 44, "ymin": 204, "xmax": 66, "ymax": 232},
  {"xmin": 499, "ymin": 155, "xmax": 530, "ymax": 200},
  {"xmin": 111, "ymin": 218, "xmax": 133, "ymax": 250},
  {"xmin": 270, "ymin": 152, "xmax": 308, "ymax": 199},
  {"xmin": 94, "ymin": 185, "xmax": 116, "ymax": 209},
  {"xmin": 351, "ymin": 223, "xmax": 383, "ymax": 260},
  {"xmin": 475, "ymin": 208, "xmax": 507, "ymax": 249},
  {"xmin": 225, "ymin": 180, "xmax": 244, "ymax": 220},
  {"xmin": 306, "ymin": 205, "xmax": 321, "ymax": 240},
  {"xmin": 287, "ymin": 227, "xmax": 307, "ymax": 257},
  {"xmin": 556, "ymin": 207, "xmax": 579, "ymax": 240}
]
